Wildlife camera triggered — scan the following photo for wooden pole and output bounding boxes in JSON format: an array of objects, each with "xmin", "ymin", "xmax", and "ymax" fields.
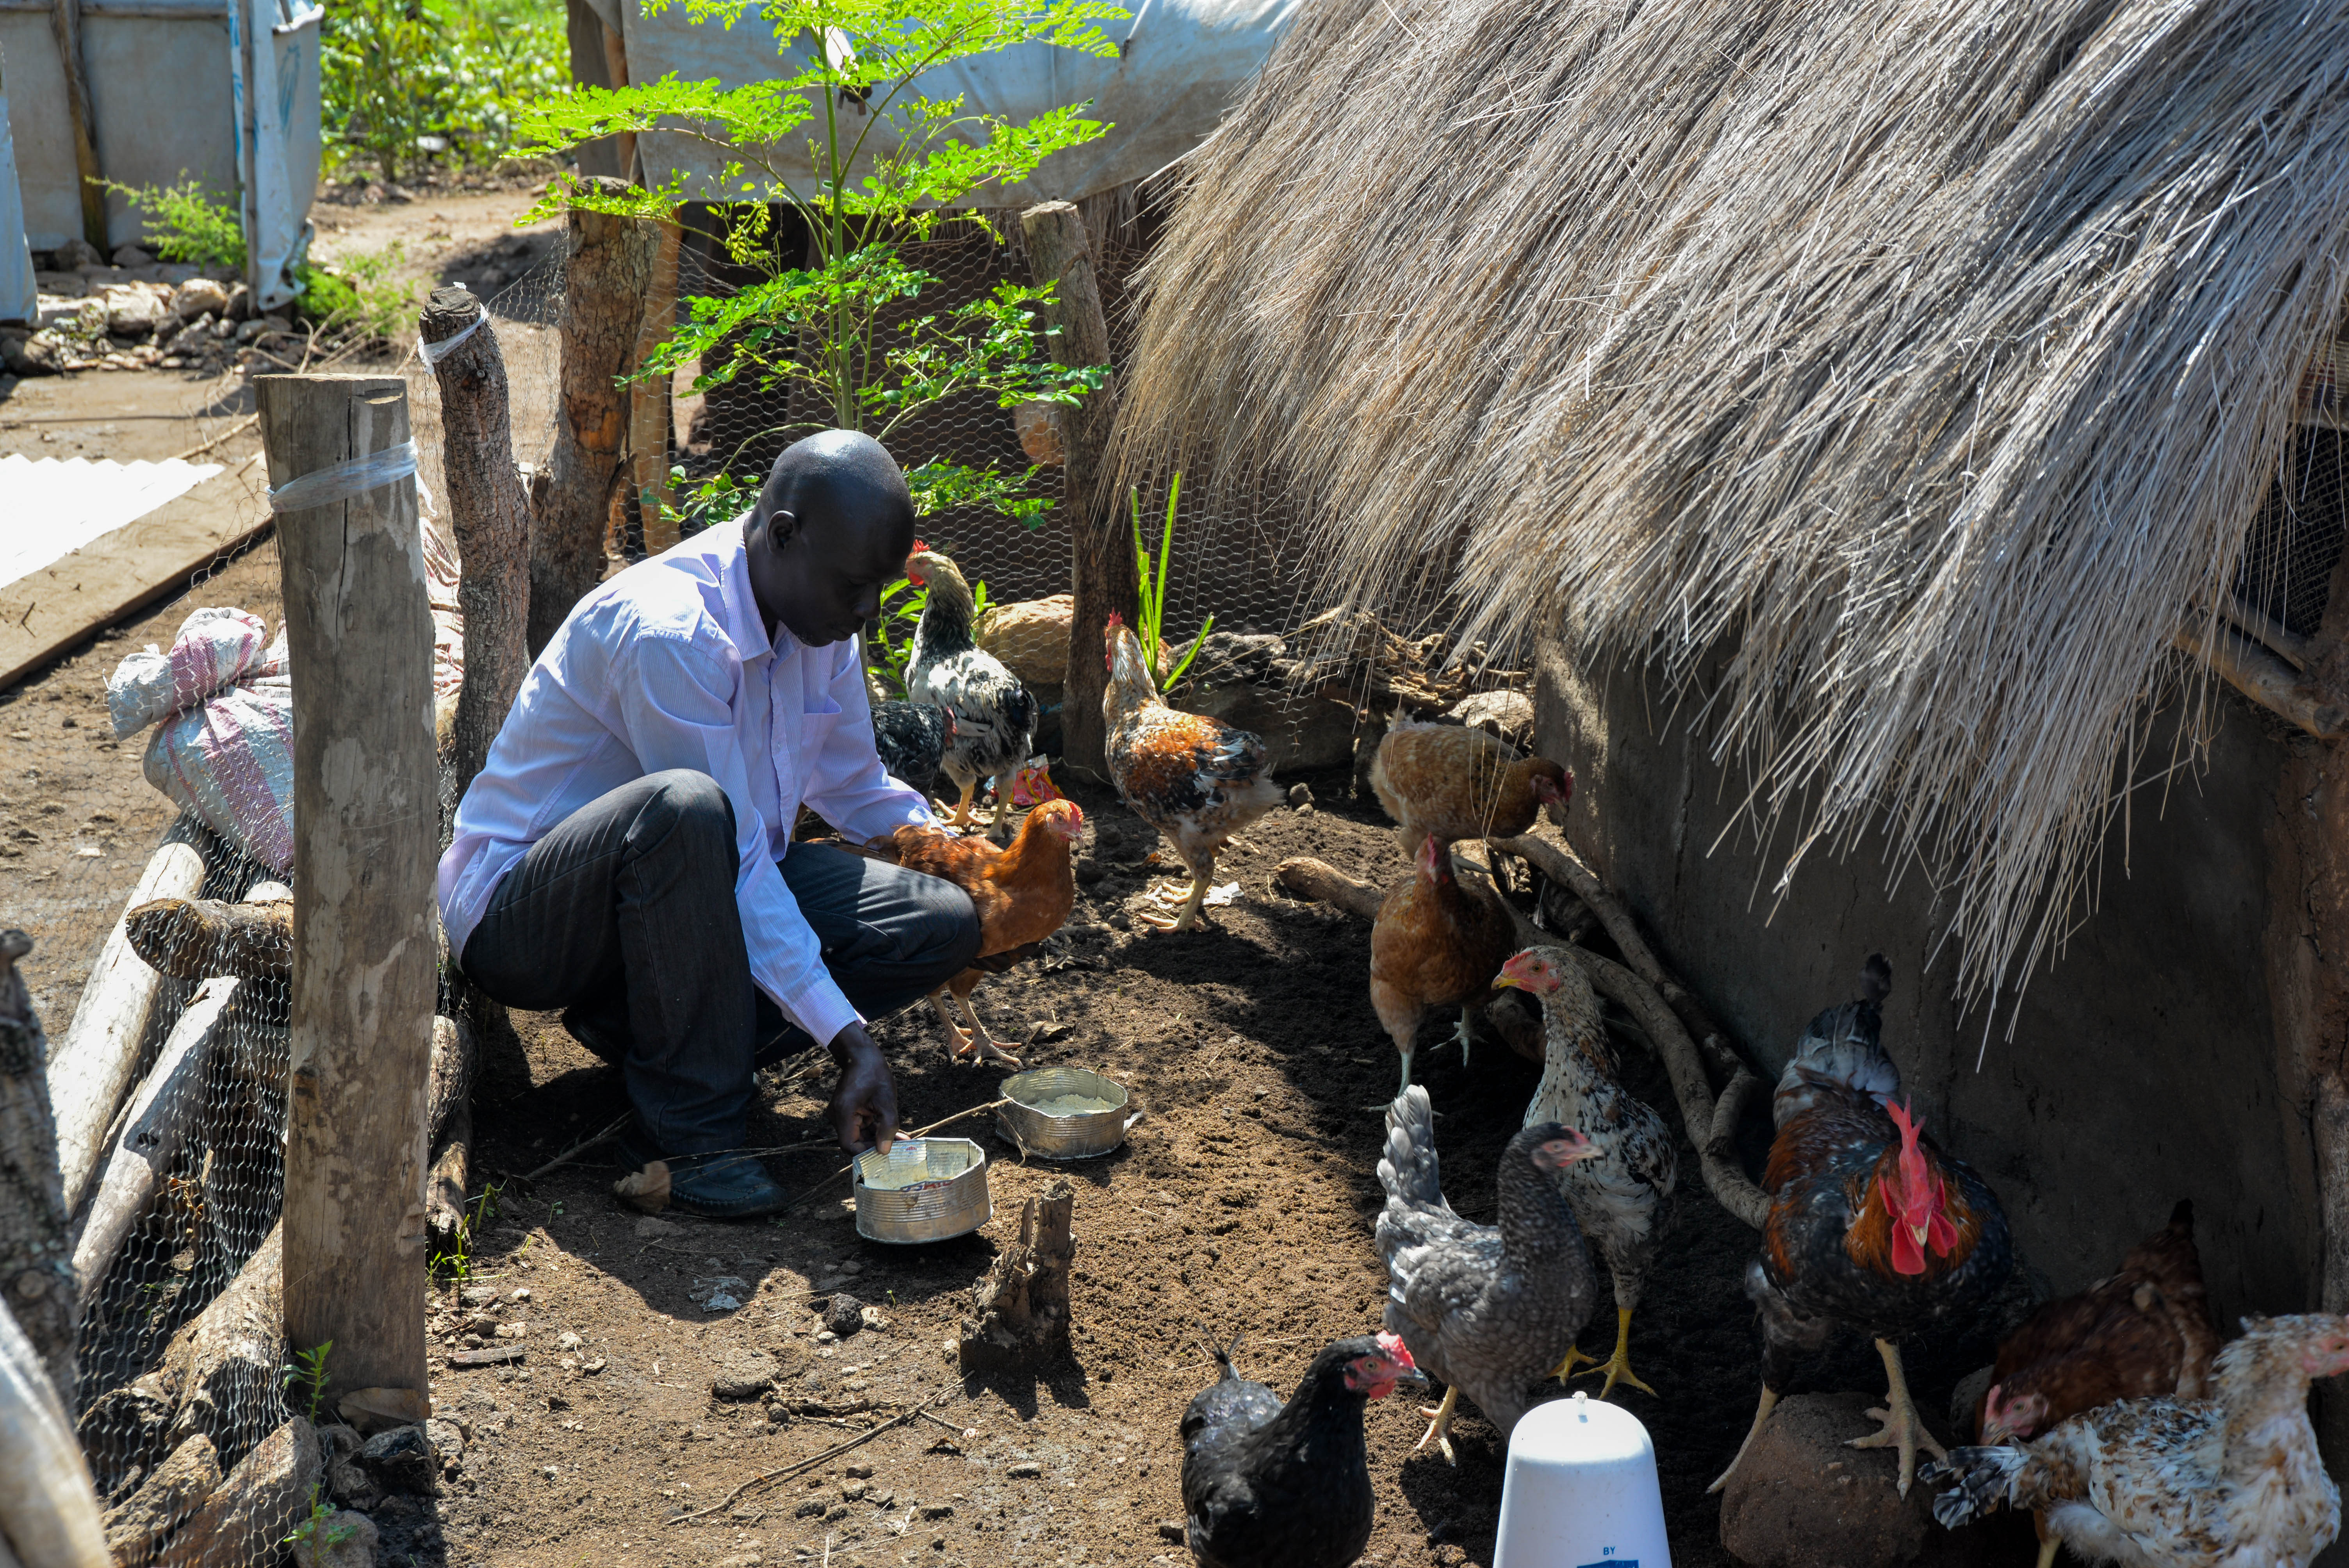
[
  {"xmin": 536, "ymin": 180, "xmax": 656, "ymax": 654},
  {"xmin": 631, "ymin": 219, "xmax": 683, "ymax": 554},
  {"xmin": 421, "ymin": 284, "xmax": 533, "ymax": 801},
  {"xmin": 0, "ymin": 933, "xmax": 74, "ymax": 1403},
  {"xmin": 1019, "ymin": 201, "xmax": 1132, "ymax": 777},
  {"xmin": 46, "ymin": 0, "xmax": 104, "ymax": 252},
  {"xmin": 254, "ymin": 374, "xmax": 435, "ymax": 1416}
]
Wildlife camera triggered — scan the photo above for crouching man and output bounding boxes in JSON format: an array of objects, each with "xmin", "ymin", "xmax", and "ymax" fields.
[{"xmin": 437, "ymin": 430, "xmax": 979, "ymax": 1218}]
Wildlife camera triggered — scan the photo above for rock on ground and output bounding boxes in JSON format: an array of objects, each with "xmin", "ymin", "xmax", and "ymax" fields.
[
  {"xmin": 712, "ymin": 1350, "xmax": 780, "ymax": 1401},
  {"xmin": 355, "ymin": 1424, "xmax": 438, "ymax": 1497},
  {"xmin": 1717, "ymin": 1391, "xmax": 2035, "ymax": 1568},
  {"xmin": 292, "ymin": 1507, "xmax": 380, "ymax": 1568},
  {"xmin": 155, "ymin": 1415, "xmax": 320, "ymax": 1568}
]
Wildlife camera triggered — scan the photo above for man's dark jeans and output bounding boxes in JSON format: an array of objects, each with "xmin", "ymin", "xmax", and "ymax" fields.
[{"xmin": 458, "ymin": 769, "xmax": 980, "ymax": 1155}]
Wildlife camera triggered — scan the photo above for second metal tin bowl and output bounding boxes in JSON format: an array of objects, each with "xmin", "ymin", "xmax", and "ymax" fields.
[
  {"xmin": 852, "ymin": 1137, "xmax": 991, "ymax": 1243},
  {"xmin": 996, "ymin": 1067, "xmax": 1139, "ymax": 1160}
]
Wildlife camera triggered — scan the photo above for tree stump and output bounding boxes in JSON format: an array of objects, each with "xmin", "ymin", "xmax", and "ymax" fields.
[
  {"xmin": 420, "ymin": 283, "xmax": 533, "ymax": 806},
  {"xmin": 537, "ymin": 182, "xmax": 657, "ymax": 653},
  {"xmin": 958, "ymin": 1179, "xmax": 1075, "ymax": 1372}
]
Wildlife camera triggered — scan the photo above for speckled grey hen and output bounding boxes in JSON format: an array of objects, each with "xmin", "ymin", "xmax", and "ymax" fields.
[
  {"xmin": 1374, "ymin": 1086, "xmax": 1599, "ymax": 1462},
  {"xmin": 1495, "ymin": 946, "xmax": 1678, "ymax": 1400}
]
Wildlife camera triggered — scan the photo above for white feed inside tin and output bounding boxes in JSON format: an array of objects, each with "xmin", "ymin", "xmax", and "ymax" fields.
[{"xmin": 1492, "ymin": 1391, "xmax": 1672, "ymax": 1567}]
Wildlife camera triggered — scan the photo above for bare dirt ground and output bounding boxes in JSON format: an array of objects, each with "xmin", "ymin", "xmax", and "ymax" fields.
[{"xmin": 0, "ymin": 175, "xmax": 2034, "ymax": 1568}]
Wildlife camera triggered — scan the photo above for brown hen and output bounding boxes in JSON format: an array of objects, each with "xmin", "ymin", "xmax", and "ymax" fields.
[
  {"xmin": 1977, "ymin": 1199, "xmax": 2220, "ymax": 1445},
  {"xmin": 881, "ymin": 798, "xmax": 1085, "ymax": 1067},
  {"xmin": 1369, "ymin": 834, "xmax": 1517, "ymax": 1095},
  {"xmin": 1368, "ymin": 721, "xmax": 1570, "ymax": 856}
]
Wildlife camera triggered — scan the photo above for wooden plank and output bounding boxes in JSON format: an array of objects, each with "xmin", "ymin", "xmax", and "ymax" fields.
[
  {"xmin": 255, "ymin": 373, "xmax": 435, "ymax": 1415},
  {"xmin": 0, "ymin": 468, "xmax": 269, "ymax": 693}
]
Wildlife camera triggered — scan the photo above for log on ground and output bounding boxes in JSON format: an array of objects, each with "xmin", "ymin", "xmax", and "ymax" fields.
[
  {"xmin": 155, "ymin": 1221, "xmax": 282, "ymax": 1466},
  {"xmin": 153, "ymin": 1415, "xmax": 316, "ymax": 1568},
  {"xmin": 122, "ymin": 898, "xmax": 291, "ymax": 984},
  {"xmin": 72, "ymin": 978, "xmax": 234, "ymax": 1311},
  {"xmin": 52, "ymin": 835, "xmax": 208, "ymax": 1212}
]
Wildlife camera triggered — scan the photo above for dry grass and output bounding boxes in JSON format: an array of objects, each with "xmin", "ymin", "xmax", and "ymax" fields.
[{"xmin": 1116, "ymin": 0, "xmax": 2349, "ymax": 1009}]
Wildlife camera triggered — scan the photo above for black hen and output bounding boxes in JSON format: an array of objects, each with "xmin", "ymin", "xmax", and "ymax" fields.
[
  {"xmin": 872, "ymin": 699, "xmax": 954, "ymax": 798},
  {"xmin": 1181, "ymin": 1331, "xmax": 1422, "ymax": 1568}
]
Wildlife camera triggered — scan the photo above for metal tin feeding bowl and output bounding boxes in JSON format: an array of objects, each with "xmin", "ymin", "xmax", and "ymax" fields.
[
  {"xmin": 852, "ymin": 1137, "xmax": 991, "ymax": 1244},
  {"xmin": 996, "ymin": 1067, "xmax": 1141, "ymax": 1160}
]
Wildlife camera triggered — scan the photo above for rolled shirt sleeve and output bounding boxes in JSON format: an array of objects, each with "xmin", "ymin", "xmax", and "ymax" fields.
[{"xmin": 615, "ymin": 632, "xmax": 862, "ymax": 1047}]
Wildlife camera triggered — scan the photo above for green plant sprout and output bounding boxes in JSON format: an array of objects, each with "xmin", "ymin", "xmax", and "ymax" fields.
[
  {"xmin": 287, "ymin": 1340, "xmax": 333, "ymax": 1424},
  {"xmin": 1131, "ymin": 474, "xmax": 1211, "ymax": 693},
  {"xmin": 431, "ymin": 1180, "xmax": 505, "ymax": 1280},
  {"xmin": 516, "ymin": 0, "xmax": 1122, "ymax": 524}
]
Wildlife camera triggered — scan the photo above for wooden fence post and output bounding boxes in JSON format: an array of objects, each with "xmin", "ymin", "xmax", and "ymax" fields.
[
  {"xmin": 46, "ymin": 0, "xmax": 104, "ymax": 251},
  {"xmin": 536, "ymin": 182, "xmax": 656, "ymax": 654},
  {"xmin": 1021, "ymin": 201, "xmax": 1134, "ymax": 777},
  {"xmin": 421, "ymin": 283, "xmax": 533, "ymax": 801},
  {"xmin": 254, "ymin": 374, "xmax": 436, "ymax": 1415}
]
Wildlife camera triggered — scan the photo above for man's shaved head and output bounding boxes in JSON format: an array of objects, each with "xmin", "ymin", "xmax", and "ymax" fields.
[{"xmin": 744, "ymin": 431, "xmax": 916, "ymax": 647}]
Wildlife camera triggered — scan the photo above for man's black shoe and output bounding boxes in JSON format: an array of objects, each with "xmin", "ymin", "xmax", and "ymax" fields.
[{"xmin": 619, "ymin": 1137, "xmax": 790, "ymax": 1220}]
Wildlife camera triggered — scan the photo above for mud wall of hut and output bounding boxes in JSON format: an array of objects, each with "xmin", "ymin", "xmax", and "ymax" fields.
[{"xmin": 1536, "ymin": 645, "xmax": 2319, "ymax": 1331}]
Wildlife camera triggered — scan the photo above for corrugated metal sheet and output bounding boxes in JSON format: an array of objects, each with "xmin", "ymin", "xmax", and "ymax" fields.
[{"xmin": 0, "ymin": 53, "xmax": 34, "ymax": 322}]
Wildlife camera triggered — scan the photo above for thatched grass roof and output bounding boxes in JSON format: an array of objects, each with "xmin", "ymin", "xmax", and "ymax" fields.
[{"xmin": 1116, "ymin": 0, "xmax": 2349, "ymax": 1007}]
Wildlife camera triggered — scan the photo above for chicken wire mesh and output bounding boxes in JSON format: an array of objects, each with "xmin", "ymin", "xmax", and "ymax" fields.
[
  {"xmin": 67, "ymin": 818, "xmax": 308, "ymax": 1568},
  {"xmin": 2235, "ymin": 423, "xmax": 2349, "ymax": 641},
  {"xmin": 394, "ymin": 202, "xmax": 1329, "ymax": 715}
]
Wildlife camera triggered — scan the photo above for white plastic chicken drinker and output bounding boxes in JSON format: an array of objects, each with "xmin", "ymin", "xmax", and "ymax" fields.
[{"xmin": 1493, "ymin": 1392, "xmax": 1672, "ymax": 1568}]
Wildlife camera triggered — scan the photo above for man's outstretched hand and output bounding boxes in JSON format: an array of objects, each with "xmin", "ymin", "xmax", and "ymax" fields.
[{"xmin": 828, "ymin": 1021, "xmax": 899, "ymax": 1155}]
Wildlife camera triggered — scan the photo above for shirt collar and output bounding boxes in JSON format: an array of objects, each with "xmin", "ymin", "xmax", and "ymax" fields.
[{"xmin": 722, "ymin": 514, "xmax": 782, "ymax": 663}]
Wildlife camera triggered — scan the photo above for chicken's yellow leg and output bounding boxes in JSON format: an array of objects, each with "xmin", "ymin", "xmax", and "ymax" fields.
[
  {"xmin": 1847, "ymin": 1337, "xmax": 1946, "ymax": 1497},
  {"xmin": 1706, "ymin": 1384, "xmax": 1779, "ymax": 1494},
  {"xmin": 1413, "ymin": 1386, "xmax": 1460, "ymax": 1466},
  {"xmin": 1569, "ymin": 1306, "xmax": 1657, "ymax": 1399},
  {"xmin": 952, "ymin": 993, "xmax": 1024, "ymax": 1070},
  {"xmin": 949, "ymin": 778, "xmax": 977, "ymax": 829},
  {"xmin": 2033, "ymin": 1512, "xmax": 2058, "ymax": 1568}
]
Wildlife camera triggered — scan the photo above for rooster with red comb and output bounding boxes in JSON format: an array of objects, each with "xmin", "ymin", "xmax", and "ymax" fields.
[{"xmin": 1710, "ymin": 954, "xmax": 2012, "ymax": 1499}]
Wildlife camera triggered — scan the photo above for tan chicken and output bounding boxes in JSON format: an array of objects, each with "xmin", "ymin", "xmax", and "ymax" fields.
[
  {"xmin": 1102, "ymin": 614, "xmax": 1284, "ymax": 932},
  {"xmin": 878, "ymin": 799, "xmax": 1085, "ymax": 1067},
  {"xmin": 1369, "ymin": 834, "xmax": 1516, "ymax": 1094},
  {"xmin": 1368, "ymin": 721, "xmax": 1570, "ymax": 857}
]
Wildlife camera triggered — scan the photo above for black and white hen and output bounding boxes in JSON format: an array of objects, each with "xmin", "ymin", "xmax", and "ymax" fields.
[
  {"xmin": 905, "ymin": 548, "xmax": 1035, "ymax": 828},
  {"xmin": 1376, "ymin": 1085, "xmax": 1600, "ymax": 1462},
  {"xmin": 1180, "ymin": 1331, "xmax": 1422, "ymax": 1568},
  {"xmin": 871, "ymin": 699, "xmax": 954, "ymax": 799}
]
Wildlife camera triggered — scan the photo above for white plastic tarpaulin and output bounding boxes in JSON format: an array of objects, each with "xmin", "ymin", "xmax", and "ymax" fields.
[{"xmin": 599, "ymin": 0, "xmax": 1295, "ymax": 204}]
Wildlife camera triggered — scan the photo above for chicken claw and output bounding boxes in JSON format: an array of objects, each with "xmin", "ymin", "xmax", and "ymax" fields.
[
  {"xmin": 1451, "ymin": 1006, "xmax": 1474, "ymax": 1069},
  {"xmin": 1139, "ymin": 875, "xmax": 1210, "ymax": 932},
  {"xmin": 1707, "ymin": 1385, "xmax": 1779, "ymax": 1494},
  {"xmin": 1846, "ymin": 1338, "xmax": 1945, "ymax": 1497},
  {"xmin": 1568, "ymin": 1307, "xmax": 1657, "ymax": 1399},
  {"xmin": 1413, "ymin": 1386, "xmax": 1460, "ymax": 1465},
  {"xmin": 952, "ymin": 994, "xmax": 1025, "ymax": 1070}
]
